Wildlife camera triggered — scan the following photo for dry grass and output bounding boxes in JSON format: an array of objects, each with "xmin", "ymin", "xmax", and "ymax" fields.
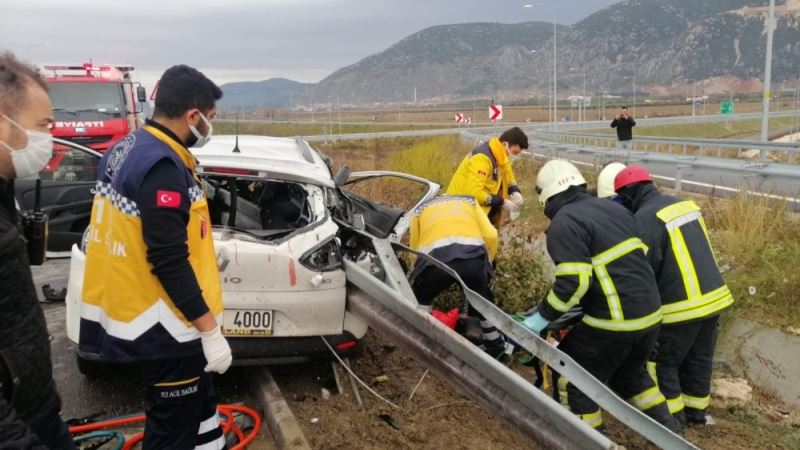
[
  {"xmin": 314, "ymin": 136, "xmax": 799, "ymax": 326},
  {"xmin": 701, "ymin": 193, "xmax": 800, "ymax": 328}
]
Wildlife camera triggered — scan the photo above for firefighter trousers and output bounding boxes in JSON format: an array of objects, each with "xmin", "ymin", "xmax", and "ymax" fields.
[
  {"xmin": 411, "ymin": 257, "xmax": 504, "ymax": 351},
  {"xmin": 552, "ymin": 323, "xmax": 680, "ymax": 432},
  {"xmin": 654, "ymin": 314, "xmax": 719, "ymax": 425},
  {"xmin": 143, "ymin": 353, "xmax": 226, "ymax": 450}
]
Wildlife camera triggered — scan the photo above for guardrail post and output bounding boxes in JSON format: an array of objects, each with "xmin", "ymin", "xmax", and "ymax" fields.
[
  {"xmin": 675, "ymin": 166, "xmax": 684, "ymax": 192},
  {"xmin": 717, "ymin": 147, "xmax": 722, "ymax": 158},
  {"xmin": 682, "ymin": 144, "xmax": 687, "ymax": 154}
]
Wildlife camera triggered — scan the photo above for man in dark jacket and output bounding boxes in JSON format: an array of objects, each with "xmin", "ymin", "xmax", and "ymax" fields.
[
  {"xmin": 521, "ymin": 159, "xmax": 679, "ymax": 433},
  {"xmin": 610, "ymin": 106, "xmax": 636, "ymax": 149},
  {"xmin": 615, "ymin": 165, "xmax": 733, "ymax": 428},
  {"xmin": 0, "ymin": 53, "xmax": 76, "ymax": 448}
]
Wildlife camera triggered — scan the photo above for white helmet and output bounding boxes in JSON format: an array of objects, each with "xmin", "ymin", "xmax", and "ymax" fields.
[
  {"xmin": 597, "ymin": 162, "xmax": 627, "ymax": 198},
  {"xmin": 535, "ymin": 159, "xmax": 587, "ymax": 206}
]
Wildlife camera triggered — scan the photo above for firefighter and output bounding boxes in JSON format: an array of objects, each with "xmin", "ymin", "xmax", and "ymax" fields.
[
  {"xmin": 80, "ymin": 65, "xmax": 230, "ymax": 449},
  {"xmin": 595, "ymin": 161, "xmax": 626, "ymax": 201},
  {"xmin": 521, "ymin": 159, "xmax": 679, "ymax": 432},
  {"xmin": 409, "ymin": 195, "xmax": 507, "ymax": 357},
  {"xmin": 445, "ymin": 127, "xmax": 527, "ymax": 227},
  {"xmin": 614, "ymin": 165, "xmax": 733, "ymax": 428}
]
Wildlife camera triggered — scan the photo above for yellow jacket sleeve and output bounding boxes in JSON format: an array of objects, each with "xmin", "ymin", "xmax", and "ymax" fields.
[
  {"xmin": 474, "ymin": 200, "xmax": 498, "ymax": 261},
  {"xmin": 466, "ymin": 154, "xmax": 500, "ymax": 206}
]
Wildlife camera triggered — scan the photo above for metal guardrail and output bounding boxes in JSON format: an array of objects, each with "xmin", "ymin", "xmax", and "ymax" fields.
[
  {"xmin": 343, "ymin": 225, "xmax": 697, "ymax": 449},
  {"xmin": 459, "ymin": 130, "xmax": 800, "ymax": 207},
  {"xmin": 538, "ymin": 109, "xmax": 800, "ymax": 131},
  {"xmin": 535, "ymin": 130, "xmax": 800, "ymax": 163}
]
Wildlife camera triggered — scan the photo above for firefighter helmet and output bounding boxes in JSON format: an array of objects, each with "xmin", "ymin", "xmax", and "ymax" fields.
[
  {"xmin": 535, "ymin": 159, "xmax": 586, "ymax": 206},
  {"xmin": 614, "ymin": 165, "xmax": 653, "ymax": 192},
  {"xmin": 597, "ymin": 162, "xmax": 627, "ymax": 198}
]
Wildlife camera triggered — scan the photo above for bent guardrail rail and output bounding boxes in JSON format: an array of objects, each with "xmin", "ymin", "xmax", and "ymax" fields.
[{"xmin": 343, "ymin": 228, "xmax": 698, "ymax": 449}]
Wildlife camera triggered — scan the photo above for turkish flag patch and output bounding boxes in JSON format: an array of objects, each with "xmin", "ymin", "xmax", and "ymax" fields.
[
  {"xmin": 156, "ymin": 190, "xmax": 181, "ymax": 208},
  {"xmin": 477, "ymin": 170, "xmax": 488, "ymax": 177}
]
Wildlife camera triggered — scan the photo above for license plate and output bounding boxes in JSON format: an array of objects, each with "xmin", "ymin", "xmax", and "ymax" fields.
[{"xmin": 222, "ymin": 309, "xmax": 273, "ymax": 337}]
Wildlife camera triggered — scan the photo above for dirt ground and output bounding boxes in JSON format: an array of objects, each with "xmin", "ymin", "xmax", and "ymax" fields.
[{"xmin": 274, "ymin": 331, "xmax": 799, "ymax": 450}]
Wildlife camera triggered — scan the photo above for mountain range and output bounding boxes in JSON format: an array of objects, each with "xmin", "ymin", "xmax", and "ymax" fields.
[{"xmin": 221, "ymin": 0, "xmax": 800, "ymax": 108}]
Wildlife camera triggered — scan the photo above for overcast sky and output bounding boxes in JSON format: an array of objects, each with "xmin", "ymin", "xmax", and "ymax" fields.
[{"xmin": 1, "ymin": 0, "xmax": 618, "ymax": 89}]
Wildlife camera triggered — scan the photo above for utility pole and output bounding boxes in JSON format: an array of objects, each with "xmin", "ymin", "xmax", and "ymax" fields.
[
  {"xmin": 473, "ymin": 90, "xmax": 477, "ymax": 124},
  {"xmin": 692, "ymin": 82, "xmax": 696, "ymax": 118},
  {"xmin": 760, "ymin": 0, "xmax": 776, "ymax": 158}
]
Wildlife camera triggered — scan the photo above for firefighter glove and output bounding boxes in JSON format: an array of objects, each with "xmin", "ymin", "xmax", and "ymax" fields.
[{"xmin": 521, "ymin": 312, "xmax": 550, "ymax": 335}]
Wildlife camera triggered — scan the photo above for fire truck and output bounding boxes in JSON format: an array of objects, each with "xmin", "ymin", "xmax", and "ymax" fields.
[{"xmin": 43, "ymin": 63, "xmax": 147, "ymax": 172}]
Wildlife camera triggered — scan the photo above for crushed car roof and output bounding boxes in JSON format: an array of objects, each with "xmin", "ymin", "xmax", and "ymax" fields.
[{"xmin": 193, "ymin": 135, "xmax": 335, "ymax": 187}]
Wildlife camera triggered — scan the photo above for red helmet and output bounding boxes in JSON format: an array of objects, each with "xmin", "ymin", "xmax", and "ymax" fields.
[{"xmin": 614, "ymin": 165, "xmax": 652, "ymax": 192}]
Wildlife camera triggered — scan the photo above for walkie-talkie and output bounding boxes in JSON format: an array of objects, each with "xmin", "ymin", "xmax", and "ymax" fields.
[{"xmin": 23, "ymin": 179, "xmax": 47, "ymax": 265}]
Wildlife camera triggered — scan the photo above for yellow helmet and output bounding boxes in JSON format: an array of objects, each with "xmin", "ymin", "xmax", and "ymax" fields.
[
  {"xmin": 597, "ymin": 162, "xmax": 627, "ymax": 198},
  {"xmin": 535, "ymin": 159, "xmax": 586, "ymax": 206}
]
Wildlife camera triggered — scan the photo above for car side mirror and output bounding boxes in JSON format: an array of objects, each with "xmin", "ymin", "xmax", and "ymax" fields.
[
  {"xmin": 136, "ymin": 86, "xmax": 147, "ymax": 103},
  {"xmin": 333, "ymin": 165, "xmax": 351, "ymax": 186}
]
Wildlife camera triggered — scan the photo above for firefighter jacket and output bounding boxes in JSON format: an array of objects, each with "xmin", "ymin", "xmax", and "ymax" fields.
[
  {"xmin": 445, "ymin": 138, "xmax": 520, "ymax": 226},
  {"xmin": 409, "ymin": 195, "xmax": 498, "ymax": 280},
  {"xmin": 626, "ymin": 183, "xmax": 733, "ymax": 325},
  {"xmin": 79, "ymin": 124, "xmax": 222, "ymax": 363},
  {"xmin": 539, "ymin": 187, "xmax": 663, "ymax": 333}
]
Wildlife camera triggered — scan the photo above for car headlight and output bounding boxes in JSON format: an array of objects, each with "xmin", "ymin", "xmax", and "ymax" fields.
[{"xmin": 300, "ymin": 237, "xmax": 342, "ymax": 272}]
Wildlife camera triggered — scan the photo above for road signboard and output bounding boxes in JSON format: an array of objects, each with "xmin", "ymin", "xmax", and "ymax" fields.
[
  {"xmin": 454, "ymin": 113, "xmax": 464, "ymax": 123},
  {"xmin": 489, "ymin": 104, "xmax": 503, "ymax": 122},
  {"xmin": 721, "ymin": 100, "xmax": 734, "ymax": 115}
]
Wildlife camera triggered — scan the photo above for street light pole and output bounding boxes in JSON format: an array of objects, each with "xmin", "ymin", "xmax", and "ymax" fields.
[
  {"xmin": 524, "ymin": 4, "xmax": 557, "ymax": 130},
  {"xmin": 2, "ymin": 42, "xmax": 50, "ymax": 63},
  {"xmin": 760, "ymin": 0, "xmax": 776, "ymax": 154}
]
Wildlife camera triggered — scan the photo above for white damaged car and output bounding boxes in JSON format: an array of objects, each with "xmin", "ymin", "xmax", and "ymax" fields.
[{"xmin": 65, "ymin": 134, "xmax": 439, "ymax": 373}]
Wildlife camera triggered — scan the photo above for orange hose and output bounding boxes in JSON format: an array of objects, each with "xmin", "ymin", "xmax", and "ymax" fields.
[{"xmin": 69, "ymin": 403, "xmax": 262, "ymax": 450}]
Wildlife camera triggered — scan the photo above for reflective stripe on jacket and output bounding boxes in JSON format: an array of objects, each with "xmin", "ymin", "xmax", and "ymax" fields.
[
  {"xmin": 80, "ymin": 126, "xmax": 223, "ymax": 362},
  {"xmin": 409, "ymin": 195, "xmax": 497, "ymax": 280},
  {"xmin": 632, "ymin": 185, "xmax": 733, "ymax": 324},
  {"xmin": 540, "ymin": 188, "xmax": 663, "ymax": 333}
]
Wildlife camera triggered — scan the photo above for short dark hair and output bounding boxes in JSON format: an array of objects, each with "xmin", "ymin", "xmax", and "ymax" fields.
[
  {"xmin": 621, "ymin": 106, "xmax": 629, "ymax": 110},
  {"xmin": 499, "ymin": 126, "xmax": 529, "ymax": 149},
  {"xmin": 0, "ymin": 51, "xmax": 47, "ymax": 117},
  {"xmin": 153, "ymin": 65, "xmax": 222, "ymax": 119}
]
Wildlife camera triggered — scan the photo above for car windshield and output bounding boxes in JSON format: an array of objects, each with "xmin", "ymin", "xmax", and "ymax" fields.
[
  {"xmin": 204, "ymin": 175, "xmax": 316, "ymax": 240},
  {"xmin": 49, "ymin": 82, "xmax": 124, "ymax": 118}
]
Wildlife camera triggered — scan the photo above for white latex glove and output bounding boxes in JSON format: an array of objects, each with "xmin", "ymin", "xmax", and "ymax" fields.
[
  {"xmin": 200, "ymin": 327, "xmax": 232, "ymax": 374},
  {"xmin": 510, "ymin": 192, "xmax": 524, "ymax": 206},
  {"xmin": 501, "ymin": 199, "xmax": 520, "ymax": 213}
]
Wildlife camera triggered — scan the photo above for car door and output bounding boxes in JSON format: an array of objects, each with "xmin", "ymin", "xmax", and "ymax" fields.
[
  {"xmin": 340, "ymin": 170, "xmax": 440, "ymax": 241},
  {"xmin": 14, "ymin": 139, "xmax": 101, "ymax": 256}
]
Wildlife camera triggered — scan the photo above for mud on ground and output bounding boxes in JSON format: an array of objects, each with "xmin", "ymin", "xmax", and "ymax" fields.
[{"xmin": 274, "ymin": 332, "xmax": 799, "ymax": 449}]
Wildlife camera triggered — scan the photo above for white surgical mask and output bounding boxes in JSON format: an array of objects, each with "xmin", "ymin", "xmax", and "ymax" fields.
[
  {"xmin": 0, "ymin": 114, "xmax": 53, "ymax": 178},
  {"xmin": 509, "ymin": 153, "xmax": 520, "ymax": 162},
  {"xmin": 188, "ymin": 111, "xmax": 213, "ymax": 148}
]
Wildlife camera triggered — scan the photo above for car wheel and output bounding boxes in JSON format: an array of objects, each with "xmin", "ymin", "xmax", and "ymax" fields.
[{"xmin": 76, "ymin": 354, "xmax": 109, "ymax": 378}]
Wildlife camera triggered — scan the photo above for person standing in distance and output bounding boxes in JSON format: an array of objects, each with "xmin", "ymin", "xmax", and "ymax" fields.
[
  {"xmin": 0, "ymin": 51, "xmax": 77, "ymax": 450},
  {"xmin": 80, "ymin": 65, "xmax": 230, "ymax": 449},
  {"xmin": 611, "ymin": 106, "xmax": 636, "ymax": 150}
]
